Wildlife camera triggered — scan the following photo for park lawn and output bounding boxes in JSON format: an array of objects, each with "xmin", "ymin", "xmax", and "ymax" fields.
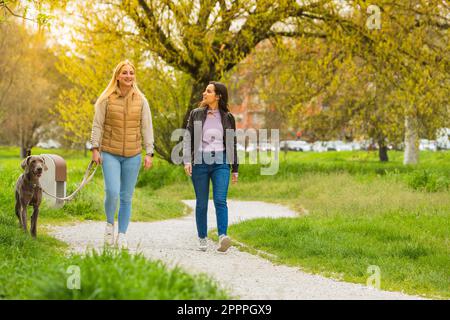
[
  {"xmin": 0, "ymin": 146, "xmax": 228, "ymax": 299},
  {"xmin": 229, "ymin": 151, "xmax": 450, "ymax": 298},
  {"xmin": 223, "ymin": 151, "xmax": 450, "ymax": 299},
  {"xmin": 227, "ymin": 173, "xmax": 450, "ymax": 299},
  {"xmin": 1, "ymin": 146, "xmax": 449, "ymax": 299}
]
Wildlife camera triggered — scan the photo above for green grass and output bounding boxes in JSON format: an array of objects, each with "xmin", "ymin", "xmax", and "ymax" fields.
[
  {"xmin": 229, "ymin": 213, "xmax": 450, "ymax": 299},
  {"xmin": 32, "ymin": 249, "xmax": 229, "ymax": 300},
  {"xmin": 226, "ymin": 172, "xmax": 450, "ymax": 299},
  {"xmin": 239, "ymin": 150, "xmax": 450, "ymax": 184},
  {"xmin": 0, "ymin": 215, "xmax": 68, "ymax": 299}
]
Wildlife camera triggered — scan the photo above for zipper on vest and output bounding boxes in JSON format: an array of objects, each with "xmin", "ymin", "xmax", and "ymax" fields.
[{"xmin": 123, "ymin": 96, "xmax": 127, "ymax": 155}]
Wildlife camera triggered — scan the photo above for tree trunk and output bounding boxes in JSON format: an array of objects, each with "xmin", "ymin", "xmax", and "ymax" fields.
[
  {"xmin": 20, "ymin": 146, "xmax": 31, "ymax": 159},
  {"xmin": 378, "ymin": 144, "xmax": 389, "ymax": 162},
  {"xmin": 403, "ymin": 114, "xmax": 419, "ymax": 165}
]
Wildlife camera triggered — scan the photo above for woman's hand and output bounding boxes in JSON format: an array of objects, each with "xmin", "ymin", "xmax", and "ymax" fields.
[
  {"xmin": 92, "ymin": 149, "xmax": 102, "ymax": 165},
  {"xmin": 144, "ymin": 155, "xmax": 153, "ymax": 170},
  {"xmin": 232, "ymin": 172, "xmax": 238, "ymax": 184},
  {"xmin": 184, "ymin": 163, "xmax": 192, "ymax": 177}
]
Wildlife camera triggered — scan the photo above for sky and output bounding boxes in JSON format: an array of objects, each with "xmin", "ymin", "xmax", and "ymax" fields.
[{"xmin": 17, "ymin": 0, "xmax": 81, "ymax": 51}]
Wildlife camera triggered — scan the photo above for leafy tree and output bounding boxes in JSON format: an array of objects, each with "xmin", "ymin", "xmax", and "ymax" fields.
[
  {"xmin": 51, "ymin": 5, "xmax": 192, "ymax": 161},
  {"xmin": 84, "ymin": 0, "xmax": 349, "ymax": 127},
  {"xmin": 0, "ymin": 21, "xmax": 63, "ymax": 157},
  {"xmin": 47, "ymin": 0, "xmax": 343, "ymax": 161},
  {"xmin": 240, "ymin": 1, "xmax": 449, "ymax": 163},
  {"xmin": 345, "ymin": 0, "xmax": 449, "ymax": 164}
]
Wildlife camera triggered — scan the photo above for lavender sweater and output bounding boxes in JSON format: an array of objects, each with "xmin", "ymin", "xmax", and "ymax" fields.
[{"xmin": 201, "ymin": 108, "xmax": 224, "ymax": 152}]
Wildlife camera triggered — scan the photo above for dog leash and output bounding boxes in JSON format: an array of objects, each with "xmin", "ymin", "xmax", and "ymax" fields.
[{"xmin": 42, "ymin": 161, "xmax": 98, "ymax": 202}]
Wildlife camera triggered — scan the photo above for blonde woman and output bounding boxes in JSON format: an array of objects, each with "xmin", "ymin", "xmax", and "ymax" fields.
[{"xmin": 90, "ymin": 60, "xmax": 154, "ymax": 248}]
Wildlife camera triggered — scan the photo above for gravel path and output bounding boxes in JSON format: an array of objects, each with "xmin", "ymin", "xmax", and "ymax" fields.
[{"xmin": 49, "ymin": 200, "xmax": 424, "ymax": 300}]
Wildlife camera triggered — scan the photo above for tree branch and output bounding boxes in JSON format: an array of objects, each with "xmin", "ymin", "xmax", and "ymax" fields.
[
  {"xmin": 135, "ymin": 0, "xmax": 197, "ymax": 74},
  {"xmin": 1, "ymin": 2, "xmax": 35, "ymax": 22}
]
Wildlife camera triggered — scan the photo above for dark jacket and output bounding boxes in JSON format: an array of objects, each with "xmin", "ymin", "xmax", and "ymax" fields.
[{"xmin": 183, "ymin": 106, "xmax": 239, "ymax": 173}]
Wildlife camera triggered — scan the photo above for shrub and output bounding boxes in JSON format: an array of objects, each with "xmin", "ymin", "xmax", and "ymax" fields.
[{"xmin": 406, "ymin": 170, "xmax": 449, "ymax": 192}]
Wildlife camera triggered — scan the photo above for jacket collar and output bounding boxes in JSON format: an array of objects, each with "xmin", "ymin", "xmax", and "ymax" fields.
[
  {"xmin": 115, "ymin": 86, "xmax": 136, "ymax": 98},
  {"xmin": 202, "ymin": 106, "xmax": 226, "ymax": 116}
]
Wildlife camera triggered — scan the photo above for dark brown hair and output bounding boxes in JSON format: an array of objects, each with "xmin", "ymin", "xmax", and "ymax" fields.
[{"xmin": 206, "ymin": 81, "xmax": 229, "ymax": 113}]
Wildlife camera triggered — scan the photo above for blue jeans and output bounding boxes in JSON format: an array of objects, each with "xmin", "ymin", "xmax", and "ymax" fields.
[
  {"xmin": 191, "ymin": 151, "xmax": 231, "ymax": 239},
  {"xmin": 101, "ymin": 151, "xmax": 141, "ymax": 233}
]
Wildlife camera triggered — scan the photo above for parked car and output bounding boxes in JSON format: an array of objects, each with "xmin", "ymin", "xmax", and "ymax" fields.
[
  {"xmin": 359, "ymin": 140, "xmax": 378, "ymax": 150},
  {"xmin": 387, "ymin": 142, "xmax": 404, "ymax": 151},
  {"xmin": 259, "ymin": 142, "xmax": 277, "ymax": 152},
  {"xmin": 289, "ymin": 140, "xmax": 312, "ymax": 152},
  {"xmin": 326, "ymin": 140, "xmax": 353, "ymax": 152},
  {"xmin": 429, "ymin": 140, "xmax": 438, "ymax": 151},
  {"xmin": 280, "ymin": 141, "xmax": 290, "ymax": 151},
  {"xmin": 312, "ymin": 141, "xmax": 327, "ymax": 152},
  {"xmin": 350, "ymin": 141, "xmax": 361, "ymax": 151},
  {"xmin": 437, "ymin": 140, "xmax": 450, "ymax": 150},
  {"xmin": 246, "ymin": 143, "xmax": 258, "ymax": 152},
  {"xmin": 437, "ymin": 128, "xmax": 450, "ymax": 150},
  {"xmin": 280, "ymin": 140, "xmax": 299, "ymax": 151},
  {"xmin": 37, "ymin": 139, "xmax": 61, "ymax": 149},
  {"xmin": 280, "ymin": 140, "xmax": 294, "ymax": 151},
  {"xmin": 419, "ymin": 139, "xmax": 437, "ymax": 151},
  {"xmin": 236, "ymin": 143, "xmax": 246, "ymax": 151}
]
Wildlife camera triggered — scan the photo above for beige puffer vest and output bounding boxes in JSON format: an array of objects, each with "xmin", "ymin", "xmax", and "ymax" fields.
[{"xmin": 101, "ymin": 88, "xmax": 143, "ymax": 157}]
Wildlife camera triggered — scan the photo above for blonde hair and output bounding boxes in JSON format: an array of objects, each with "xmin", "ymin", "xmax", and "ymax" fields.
[{"xmin": 95, "ymin": 60, "xmax": 143, "ymax": 108}]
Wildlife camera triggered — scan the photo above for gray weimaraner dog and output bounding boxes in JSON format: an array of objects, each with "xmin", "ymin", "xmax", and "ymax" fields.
[{"xmin": 15, "ymin": 155, "xmax": 48, "ymax": 237}]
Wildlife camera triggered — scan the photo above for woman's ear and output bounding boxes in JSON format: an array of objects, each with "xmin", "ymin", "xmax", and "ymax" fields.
[{"xmin": 21, "ymin": 156, "xmax": 31, "ymax": 172}]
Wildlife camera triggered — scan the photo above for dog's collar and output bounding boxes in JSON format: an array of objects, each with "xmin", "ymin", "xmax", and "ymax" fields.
[
  {"xmin": 30, "ymin": 183, "xmax": 41, "ymax": 190},
  {"xmin": 24, "ymin": 173, "xmax": 41, "ymax": 190}
]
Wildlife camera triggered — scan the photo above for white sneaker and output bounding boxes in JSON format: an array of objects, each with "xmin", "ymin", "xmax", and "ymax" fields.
[
  {"xmin": 104, "ymin": 223, "xmax": 114, "ymax": 246},
  {"xmin": 217, "ymin": 235, "xmax": 231, "ymax": 253},
  {"xmin": 116, "ymin": 232, "xmax": 128, "ymax": 249},
  {"xmin": 198, "ymin": 238, "xmax": 207, "ymax": 251}
]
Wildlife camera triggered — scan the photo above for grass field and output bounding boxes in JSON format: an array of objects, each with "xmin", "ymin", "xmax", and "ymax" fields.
[
  {"xmin": 1, "ymin": 146, "xmax": 449, "ymax": 299},
  {"xmin": 227, "ymin": 151, "xmax": 450, "ymax": 299},
  {"xmin": 227, "ymin": 172, "xmax": 450, "ymax": 298}
]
